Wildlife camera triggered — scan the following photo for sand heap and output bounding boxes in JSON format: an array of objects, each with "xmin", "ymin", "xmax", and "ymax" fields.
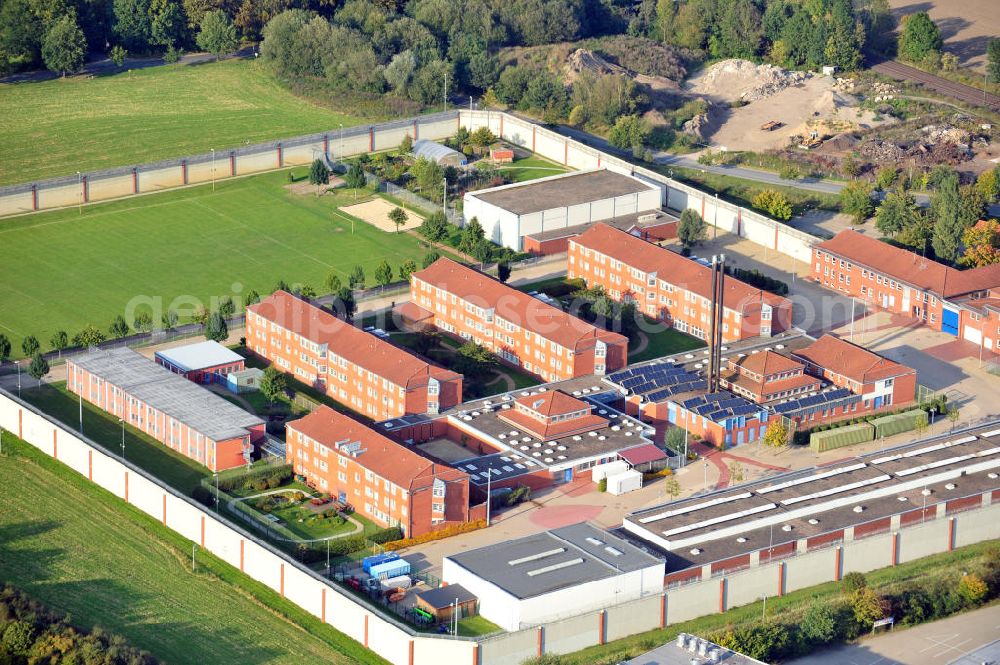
[{"xmin": 688, "ymin": 59, "xmax": 811, "ymax": 103}]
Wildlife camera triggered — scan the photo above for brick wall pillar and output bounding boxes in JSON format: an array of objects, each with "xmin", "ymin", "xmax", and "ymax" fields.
[
  {"xmin": 369, "ymin": 127, "xmax": 374, "ymax": 152},
  {"xmin": 181, "ymin": 161, "xmax": 188, "ymax": 185},
  {"xmin": 537, "ymin": 626, "xmax": 543, "ymax": 655},
  {"xmin": 891, "ymin": 532, "xmax": 898, "ymax": 566},
  {"xmin": 132, "ymin": 168, "xmax": 138, "ymax": 193},
  {"xmin": 718, "ymin": 579, "xmax": 726, "ymax": 613},
  {"xmin": 88, "ymin": 449, "xmax": 93, "ymax": 480},
  {"xmin": 660, "ymin": 593, "xmax": 666, "ymax": 628},
  {"xmin": 82, "ymin": 176, "xmax": 89, "ymax": 202},
  {"xmin": 413, "ymin": 120, "xmax": 418, "ymax": 140},
  {"xmin": 948, "ymin": 518, "xmax": 956, "ymax": 551},
  {"xmin": 364, "ymin": 615, "xmax": 369, "ymax": 647},
  {"xmin": 598, "ymin": 610, "xmax": 605, "ymax": 645},
  {"xmin": 323, "ymin": 135, "xmax": 329, "ymax": 157},
  {"xmin": 229, "ymin": 151, "xmax": 236, "ymax": 176},
  {"xmin": 777, "ymin": 562, "xmax": 785, "ymax": 597},
  {"xmin": 471, "ymin": 645, "xmax": 479, "ymax": 665},
  {"xmin": 834, "ymin": 546, "xmax": 842, "ymax": 581},
  {"xmin": 277, "ymin": 144, "xmax": 283, "ymax": 168},
  {"xmin": 31, "ymin": 184, "xmax": 38, "ymax": 210}
]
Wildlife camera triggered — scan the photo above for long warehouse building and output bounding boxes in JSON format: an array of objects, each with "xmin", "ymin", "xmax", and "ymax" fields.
[{"xmin": 67, "ymin": 347, "xmax": 265, "ymax": 471}]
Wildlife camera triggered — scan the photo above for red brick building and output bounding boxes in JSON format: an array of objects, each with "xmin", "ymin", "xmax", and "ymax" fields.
[
  {"xmin": 569, "ymin": 224, "xmax": 792, "ymax": 342},
  {"xmin": 68, "ymin": 347, "xmax": 264, "ymax": 471},
  {"xmin": 793, "ymin": 334, "xmax": 917, "ymax": 412},
  {"xmin": 720, "ymin": 350, "xmax": 821, "ymax": 404},
  {"xmin": 246, "ymin": 291, "xmax": 462, "ymax": 420},
  {"xmin": 812, "ymin": 230, "xmax": 1000, "ymax": 351},
  {"xmin": 286, "ymin": 406, "xmax": 475, "ymax": 537},
  {"xmin": 400, "ymin": 258, "xmax": 628, "ymax": 382}
]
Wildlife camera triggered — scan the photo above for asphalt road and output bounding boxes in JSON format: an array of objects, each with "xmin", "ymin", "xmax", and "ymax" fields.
[{"xmin": 785, "ymin": 603, "xmax": 1000, "ymax": 665}]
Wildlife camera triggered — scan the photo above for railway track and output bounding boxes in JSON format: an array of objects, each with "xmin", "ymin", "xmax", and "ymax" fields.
[{"xmin": 870, "ymin": 59, "xmax": 1000, "ymax": 112}]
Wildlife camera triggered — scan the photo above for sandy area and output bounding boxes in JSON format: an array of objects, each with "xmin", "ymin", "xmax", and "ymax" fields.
[
  {"xmin": 889, "ymin": 0, "xmax": 998, "ymax": 72},
  {"xmin": 707, "ymin": 77, "xmax": 888, "ymax": 152},
  {"xmin": 338, "ymin": 197, "xmax": 423, "ymax": 233},
  {"xmin": 283, "ymin": 177, "xmax": 344, "ymax": 196}
]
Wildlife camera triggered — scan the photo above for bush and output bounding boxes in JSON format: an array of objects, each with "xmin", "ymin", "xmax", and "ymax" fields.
[
  {"xmin": 370, "ymin": 526, "xmax": 404, "ymax": 544},
  {"xmin": 309, "ymin": 159, "xmax": 330, "ymax": 185},
  {"xmin": 842, "ymin": 571, "xmax": 867, "ymax": 594},
  {"xmin": 382, "ymin": 519, "xmax": 486, "ymax": 551},
  {"xmin": 957, "ymin": 573, "xmax": 989, "ymax": 606},
  {"xmin": 597, "ymin": 478, "xmax": 607, "ymax": 492},
  {"xmin": 506, "ymin": 485, "xmax": 531, "ymax": 506},
  {"xmin": 214, "ymin": 464, "xmax": 293, "ymax": 493},
  {"xmin": 344, "ymin": 163, "xmax": 367, "ymax": 188},
  {"xmin": 728, "ymin": 267, "xmax": 788, "ymax": 296},
  {"xmin": 191, "ymin": 485, "xmax": 215, "ymax": 507}
]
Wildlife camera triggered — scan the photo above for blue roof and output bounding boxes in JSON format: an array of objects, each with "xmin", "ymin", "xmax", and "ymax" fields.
[{"xmin": 155, "ymin": 341, "xmax": 244, "ymax": 372}]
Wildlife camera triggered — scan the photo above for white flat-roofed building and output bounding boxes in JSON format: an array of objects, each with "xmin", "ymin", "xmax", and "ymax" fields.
[
  {"xmin": 463, "ymin": 169, "xmax": 663, "ymax": 250},
  {"xmin": 442, "ymin": 522, "xmax": 664, "ymax": 631}
]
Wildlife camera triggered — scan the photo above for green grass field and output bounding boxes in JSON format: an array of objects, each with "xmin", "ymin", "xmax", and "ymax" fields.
[
  {"xmin": 0, "ymin": 432, "xmax": 387, "ymax": 665},
  {"xmin": 0, "ymin": 59, "xmax": 366, "ymax": 185},
  {"xmin": 0, "ymin": 172, "xmax": 446, "ymax": 353},
  {"xmin": 496, "ymin": 154, "xmax": 571, "ymax": 183}
]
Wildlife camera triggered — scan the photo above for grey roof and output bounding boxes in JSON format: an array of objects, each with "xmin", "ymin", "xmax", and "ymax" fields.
[
  {"xmin": 625, "ymin": 635, "xmax": 768, "ymax": 665},
  {"xmin": 154, "ymin": 340, "xmax": 244, "ymax": 372},
  {"xmin": 417, "ymin": 584, "xmax": 477, "ymax": 609},
  {"xmin": 524, "ymin": 209, "xmax": 677, "ymax": 243},
  {"xmin": 412, "ymin": 139, "xmax": 465, "ymax": 165},
  {"xmin": 445, "ymin": 522, "xmax": 663, "ymax": 600},
  {"xmin": 468, "ymin": 170, "xmax": 656, "ymax": 216},
  {"xmin": 71, "ymin": 347, "xmax": 263, "ymax": 441}
]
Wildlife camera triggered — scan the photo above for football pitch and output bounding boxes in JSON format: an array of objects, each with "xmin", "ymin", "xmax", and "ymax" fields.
[{"xmin": 0, "ymin": 170, "xmax": 442, "ymax": 352}]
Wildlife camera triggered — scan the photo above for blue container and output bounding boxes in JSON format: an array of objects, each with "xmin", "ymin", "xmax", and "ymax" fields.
[
  {"xmin": 368, "ymin": 558, "xmax": 410, "ymax": 580},
  {"xmin": 362, "ymin": 553, "xmax": 399, "ymax": 575}
]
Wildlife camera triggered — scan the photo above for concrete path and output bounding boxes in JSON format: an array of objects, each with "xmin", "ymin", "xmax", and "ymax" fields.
[
  {"xmin": 786, "ymin": 603, "xmax": 1000, "ymax": 665},
  {"xmin": 484, "ymin": 371, "xmax": 515, "ymax": 392}
]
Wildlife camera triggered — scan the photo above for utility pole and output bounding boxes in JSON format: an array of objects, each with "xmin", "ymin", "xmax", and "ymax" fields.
[
  {"xmin": 443, "ymin": 71, "xmax": 448, "ymax": 112},
  {"xmin": 442, "ymin": 177, "xmax": 447, "ymax": 219},
  {"xmin": 120, "ymin": 417, "xmax": 125, "ymax": 459},
  {"xmin": 15, "ymin": 361, "xmax": 21, "ymax": 399}
]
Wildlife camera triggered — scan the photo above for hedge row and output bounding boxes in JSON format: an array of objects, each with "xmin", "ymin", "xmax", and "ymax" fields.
[{"xmin": 382, "ymin": 519, "xmax": 487, "ymax": 551}]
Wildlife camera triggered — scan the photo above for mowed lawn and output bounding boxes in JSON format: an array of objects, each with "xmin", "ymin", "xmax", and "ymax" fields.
[
  {"xmin": 0, "ymin": 59, "xmax": 365, "ymax": 185},
  {"xmin": 0, "ymin": 171, "xmax": 440, "ymax": 351},
  {"xmin": 0, "ymin": 434, "xmax": 386, "ymax": 665},
  {"xmin": 496, "ymin": 154, "xmax": 571, "ymax": 183}
]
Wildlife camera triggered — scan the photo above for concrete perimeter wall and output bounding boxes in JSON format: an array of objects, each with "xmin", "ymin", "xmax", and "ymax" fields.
[
  {"xmin": 2, "ymin": 387, "xmax": 999, "ymax": 664},
  {"xmin": 0, "ymin": 113, "xmax": 461, "ymax": 218},
  {"xmin": 0, "ymin": 389, "xmax": 479, "ymax": 665},
  {"xmin": 1, "ymin": 108, "xmax": 814, "ymax": 265},
  {"xmin": 460, "ymin": 111, "xmax": 817, "ymax": 264}
]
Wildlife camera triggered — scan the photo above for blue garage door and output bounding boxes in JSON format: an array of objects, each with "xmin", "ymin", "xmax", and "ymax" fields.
[{"xmin": 942, "ymin": 306, "xmax": 959, "ymax": 336}]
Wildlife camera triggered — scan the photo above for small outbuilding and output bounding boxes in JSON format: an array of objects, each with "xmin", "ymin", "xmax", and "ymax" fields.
[
  {"xmin": 155, "ymin": 340, "xmax": 245, "ymax": 385},
  {"xmin": 416, "ymin": 584, "xmax": 479, "ymax": 624},
  {"xmin": 412, "ymin": 139, "xmax": 467, "ymax": 167},
  {"xmin": 489, "ymin": 145, "xmax": 514, "ymax": 163},
  {"xmin": 226, "ymin": 367, "xmax": 264, "ymax": 394}
]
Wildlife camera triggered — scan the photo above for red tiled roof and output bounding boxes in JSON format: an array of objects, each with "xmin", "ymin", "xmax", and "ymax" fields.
[
  {"xmin": 618, "ymin": 443, "xmax": 668, "ymax": 466},
  {"xmin": 571, "ymin": 224, "xmax": 789, "ymax": 309},
  {"xmin": 723, "ymin": 371, "xmax": 820, "ymax": 401},
  {"xmin": 730, "ymin": 350, "xmax": 803, "ymax": 377},
  {"xmin": 814, "ymin": 230, "xmax": 1000, "ymax": 298},
  {"xmin": 412, "ymin": 258, "xmax": 627, "ymax": 351},
  {"xmin": 248, "ymin": 291, "xmax": 459, "ymax": 388},
  {"xmin": 513, "ymin": 390, "xmax": 590, "ymax": 417},
  {"xmin": 288, "ymin": 406, "xmax": 465, "ymax": 489},
  {"xmin": 497, "ymin": 408, "xmax": 608, "ymax": 441},
  {"xmin": 792, "ymin": 334, "xmax": 913, "ymax": 385}
]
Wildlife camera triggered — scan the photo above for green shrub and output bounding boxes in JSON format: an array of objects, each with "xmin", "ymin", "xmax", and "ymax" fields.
[
  {"xmin": 191, "ymin": 485, "xmax": 215, "ymax": 507},
  {"xmin": 597, "ymin": 478, "xmax": 607, "ymax": 492},
  {"xmin": 370, "ymin": 526, "xmax": 404, "ymax": 544}
]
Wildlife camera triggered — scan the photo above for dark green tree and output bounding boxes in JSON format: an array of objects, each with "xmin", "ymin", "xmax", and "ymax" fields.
[
  {"xmin": 109, "ymin": 315, "xmax": 131, "ymax": 339},
  {"xmin": 308, "ymin": 158, "xmax": 330, "ymax": 185},
  {"xmin": 21, "ymin": 335, "xmax": 39, "ymax": 357},
  {"xmin": 398, "ymin": 260, "xmax": 418, "ymax": 282},
  {"xmin": 349, "ymin": 265, "xmax": 365, "ymax": 290},
  {"xmin": 41, "ymin": 15, "xmax": 86, "ymax": 76},
  {"xmin": 109, "ymin": 44, "xmax": 127, "ymax": 67},
  {"xmin": 931, "ymin": 173, "xmax": 965, "ymax": 261},
  {"xmin": 875, "ymin": 189, "xmax": 919, "ymax": 237},
  {"xmin": 259, "ymin": 365, "xmax": 287, "ymax": 404},
  {"xmin": 497, "ymin": 261, "xmax": 511, "ymax": 283},
  {"xmin": 422, "ymin": 251, "xmax": 441, "ymax": 268},
  {"xmin": 28, "ymin": 353, "xmax": 49, "ymax": 385},
  {"xmin": 607, "ymin": 115, "xmax": 648, "ymax": 150},
  {"xmin": 898, "ymin": 12, "xmax": 941, "ymax": 64},
  {"xmin": 151, "ymin": 0, "xmax": 187, "ymax": 48},
  {"xmin": 196, "ymin": 9, "xmax": 238, "ymax": 59},
  {"xmin": 324, "ymin": 272, "xmax": 342, "ymax": 294},
  {"xmin": 49, "ymin": 330, "xmax": 69, "ymax": 356},
  {"xmin": 332, "ymin": 287, "xmax": 356, "ymax": 319},
  {"xmin": 0, "ymin": 333, "xmax": 10, "ymax": 364},
  {"xmin": 133, "ymin": 311, "xmax": 153, "ymax": 332},
  {"xmin": 709, "ymin": 0, "xmax": 762, "ymax": 60},
  {"xmin": 840, "ymin": 180, "xmax": 875, "ymax": 224},
  {"xmin": 205, "ymin": 311, "xmax": 228, "ymax": 342},
  {"xmin": 459, "ymin": 217, "xmax": 485, "ymax": 253},
  {"xmin": 988, "ymin": 39, "xmax": 1000, "ymax": 85},
  {"xmin": 678, "ymin": 208, "xmax": 707, "ymax": 248},
  {"xmin": 418, "ymin": 211, "xmax": 449, "ymax": 241},
  {"xmin": 74, "ymin": 325, "xmax": 107, "ymax": 348},
  {"xmin": 373, "ymin": 260, "xmax": 393, "ymax": 289},
  {"xmin": 388, "ymin": 206, "xmax": 408, "ymax": 233},
  {"xmin": 162, "ymin": 309, "xmax": 179, "ymax": 330},
  {"xmin": 113, "ymin": 0, "xmax": 152, "ymax": 51},
  {"xmin": 343, "ymin": 163, "xmax": 367, "ymax": 189}
]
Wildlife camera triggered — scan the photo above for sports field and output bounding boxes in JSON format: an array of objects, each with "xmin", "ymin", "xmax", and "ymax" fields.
[
  {"xmin": 0, "ymin": 59, "xmax": 366, "ymax": 185},
  {"xmin": 0, "ymin": 171, "xmax": 445, "ymax": 353},
  {"xmin": 0, "ymin": 433, "xmax": 386, "ymax": 665}
]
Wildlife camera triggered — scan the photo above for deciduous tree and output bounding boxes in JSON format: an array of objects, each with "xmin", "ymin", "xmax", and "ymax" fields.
[
  {"xmin": 374, "ymin": 260, "xmax": 393, "ymax": 289},
  {"xmin": 349, "ymin": 265, "xmax": 366, "ymax": 290},
  {"xmin": 898, "ymin": 12, "xmax": 941, "ymax": 64},
  {"xmin": 196, "ymin": 9, "xmax": 238, "ymax": 59},
  {"xmin": 259, "ymin": 366, "xmax": 287, "ymax": 404},
  {"xmin": 840, "ymin": 180, "xmax": 875, "ymax": 224},
  {"xmin": 388, "ymin": 206, "xmax": 407, "ymax": 232},
  {"xmin": 21, "ymin": 335, "xmax": 39, "ymax": 358},
  {"xmin": 41, "ymin": 15, "xmax": 86, "ymax": 76},
  {"xmin": 49, "ymin": 331, "xmax": 68, "ymax": 356},
  {"xmin": 74, "ymin": 325, "xmax": 106, "ymax": 348},
  {"xmin": 762, "ymin": 420, "xmax": 788, "ymax": 448},
  {"xmin": 109, "ymin": 315, "xmax": 130, "ymax": 339},
  {"xmin": 0, "ymin": 334, "xmax": 10, "ymax": 364},
  {"xmin": 28, "ymin": 353, "xmax": 49, "ymax": 385},
  {"xmin": 959, "ymin": 220, "xmax": 1000, "ymax": 268},
  {"xmin": 752, "ymin": 189, "xmax": 792, "ymax": 221},
  {"xmin": 204, "ymin": 311, "xmax": 228, "ymax": 342},
  {"xmin": 677, "ymin": 208, "xmax": 706, "ymax": 248}
]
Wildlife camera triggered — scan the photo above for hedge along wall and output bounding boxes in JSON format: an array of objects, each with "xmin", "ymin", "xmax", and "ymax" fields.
[
  {"xmin": 0, "ymin": 389, "xmax": 479, "ymax": 665},
  {"xmin": 872, "ymin": 409, "xmax": 928, "ymax": 439},
  {"xmin": 810, "ymin": 422, "xmax": 874, "ymax": 452}
]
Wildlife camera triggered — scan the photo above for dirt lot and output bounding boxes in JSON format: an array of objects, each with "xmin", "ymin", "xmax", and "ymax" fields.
[
  {"xmin": 888, "ymin": 0, "xmax": 999, "ymax": 72},
  {"xmin": 338, "ymin": 197, "xmax": 423, "ymax": 233},
  {"xmin": 685, "ymin": 59, "xmax": 890, "ymax": 152}
]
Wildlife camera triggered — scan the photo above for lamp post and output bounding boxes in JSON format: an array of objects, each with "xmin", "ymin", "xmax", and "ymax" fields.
[
  {"xmin": 485, "ymin": 463, "xmax": 493, "ymax": 526},
  {"xmin": 211, "ymin": 148, "xmax": 216, "ymax": 192},
  {"xmin": 15, "ymin": 360, "xmax": 21, "ymax": 398},
  {"xmin": 921, "ymin": 487, "xmax": 931, "ymax": 523},
  {"xmin": 703, "ymin": 458, "xmax": 708, "ymax": 489},
  {"xmin": 119, "ymin": 417, "xmax": 125, "ymax": 459},
  {"xmin": 214, "ymin": 472, "xmax": 219, "ymax": 512}
]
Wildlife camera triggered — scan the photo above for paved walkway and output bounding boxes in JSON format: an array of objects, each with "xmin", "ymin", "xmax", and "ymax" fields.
[{"xmin": 786, "ymin": 603, "xmax": 1000, "ymax": 665}]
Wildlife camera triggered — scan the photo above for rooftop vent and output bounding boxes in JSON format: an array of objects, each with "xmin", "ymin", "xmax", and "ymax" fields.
[
  {"xmin": 853, "ymin": 506, "xmax": 864, "ymax": 513},
  {"xmin": 808, "ymin": 518, "xmax": 819, "ymax": 525},
  {"xmin": 945, "ymin": 483, "xmax": 956, "ymax": 490},
  {"xmin": 782, "ymin": 525, "xmax": 793, "ymax": 532},
  {"xmin": 690, "ymin": 548, "xmax": 702, "ymax": 555},
  {"xmin": 736, "ymin": 537, "xmax": 747, "ymax": 543},
  {"xmin": 586, "ymin": 537, "xmax": 603, "ymax": 545}
]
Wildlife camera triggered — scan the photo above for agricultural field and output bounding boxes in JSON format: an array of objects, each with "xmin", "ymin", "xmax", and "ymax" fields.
[
  {"xmin": 0, "ymin": 59, "xmax": 366, "ymax": 185},
  {"xmin": 0, "ymin": 432, "xmax": 385, "ymax": 665},
  {"xmin": 0, "ymin": 171, "xmax": 447, "ymax": 353}
]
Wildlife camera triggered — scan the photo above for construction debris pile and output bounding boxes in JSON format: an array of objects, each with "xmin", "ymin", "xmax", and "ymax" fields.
[
  {"xmin": 688, "ymin": 59, "xmax": 811, "ymax": 103},
  {"xmin": 867, "ymin": 81, "xmax": 900, "ymax": 103}
]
